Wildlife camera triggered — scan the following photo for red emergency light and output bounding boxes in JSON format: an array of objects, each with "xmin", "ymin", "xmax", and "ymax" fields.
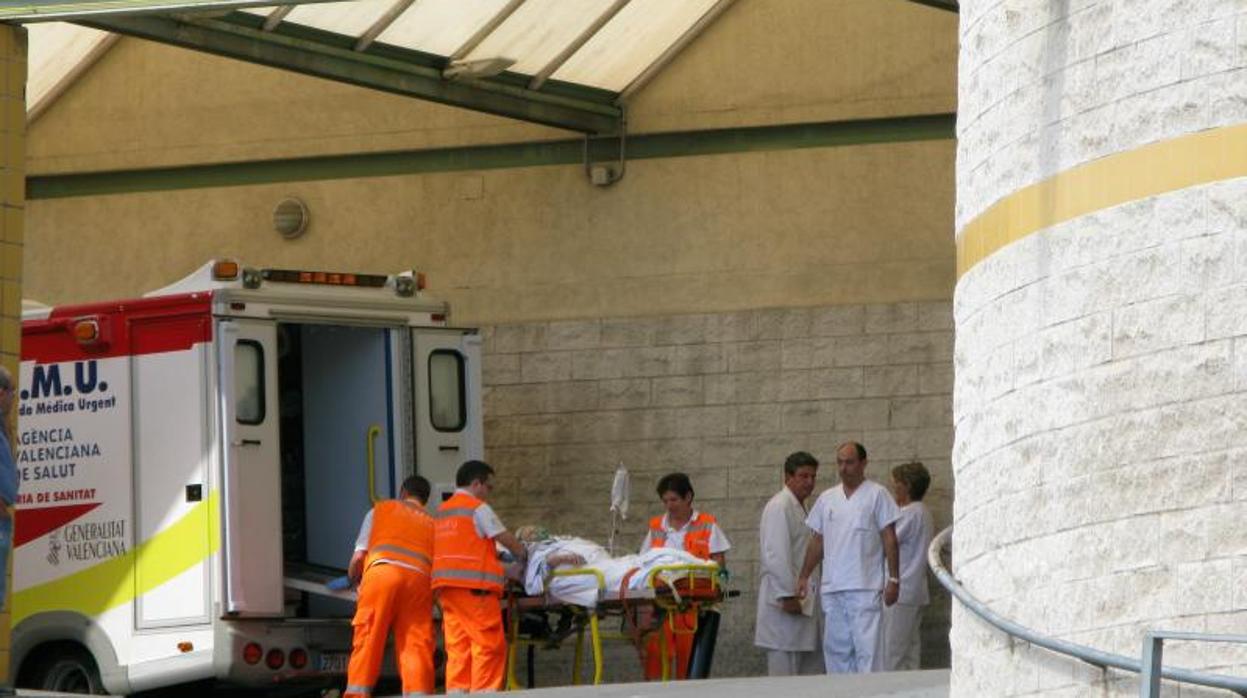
[{"xmin": 71, "ymin": 316, "xmax": 110, "ymax": 351}]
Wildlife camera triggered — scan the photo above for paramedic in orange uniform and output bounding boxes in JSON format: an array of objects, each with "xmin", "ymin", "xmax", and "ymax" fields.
[
  {"xmin": 432, "ymin": 460, "xmax": 527, "ymax": 693},
  {"xmin": 345, "ymin": 475, "xmax": 437, "ymax": 697},
  {"xmin": 641, "ymin": 472, "xmax": 731, "ymax": 680}
]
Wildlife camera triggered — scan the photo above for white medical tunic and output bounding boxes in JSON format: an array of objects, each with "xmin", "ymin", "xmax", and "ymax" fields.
[
  {"xmin": 755, "ymin": 486, "xmax": 821, "ymax": 653},
  {"xmin": 881, "ymin": 500, "xmax": 935, "ymax": 671},
  {"xmin": 805, "ymin": 480, "xmax": 899, "ymax": 593},
  {"xmin": 894, "ymin": 501, "xmax": 934, "ymax": 605}
]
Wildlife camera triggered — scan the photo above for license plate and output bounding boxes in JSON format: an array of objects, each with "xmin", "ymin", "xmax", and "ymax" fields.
[{"xmin": 318, "ymin": 652, "xmax": 349, "ymax": 674}]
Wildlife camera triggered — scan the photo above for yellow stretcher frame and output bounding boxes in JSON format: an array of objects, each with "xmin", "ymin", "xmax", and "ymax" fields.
[{"xmin": 503, "ymin": 563, "xmax": 723, "ymax": 690}]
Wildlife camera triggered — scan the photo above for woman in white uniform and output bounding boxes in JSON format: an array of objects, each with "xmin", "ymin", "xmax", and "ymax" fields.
[{"xmin": 880, "ymin": 461, "xmax": 935, "ymax": 671}]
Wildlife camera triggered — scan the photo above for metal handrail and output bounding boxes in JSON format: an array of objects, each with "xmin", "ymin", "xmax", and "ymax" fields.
[{"xmin": 928, "ymin": 526, "xmax": 1247, "ymax": 696}]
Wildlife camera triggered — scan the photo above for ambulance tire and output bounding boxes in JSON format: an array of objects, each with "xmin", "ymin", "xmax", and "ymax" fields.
[{"xmin": 28, "ymin": 646, "xmax": 106, "ymax": 694}]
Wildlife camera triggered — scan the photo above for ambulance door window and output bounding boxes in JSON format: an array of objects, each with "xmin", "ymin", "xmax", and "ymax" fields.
[
  {"xmin": 413, "ymin": 330, "xmax": 483, "ymax": 505},
  {"xmin": 234, "ymin": 340, "xmax": 265, "ymax": 425},
  {"xmin": 428, "ymin": 350, "xmax": 464, "ymax": 432},
  {"xmin": 219, "ymin": 319, "xmax": 283, "ymax": 617}
]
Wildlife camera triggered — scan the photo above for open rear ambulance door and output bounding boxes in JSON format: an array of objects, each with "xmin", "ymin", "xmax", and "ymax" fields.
[
  {"xmin": 413, "ymin": 330, "xmax": 483, "ymax": 503},
  {"xmin": 218, "ymin": 319, "xmax": 284, "ymax": 616},
  {"xmin": 299, "ymin": 324, "xmax": 397, "ymax": 571}
]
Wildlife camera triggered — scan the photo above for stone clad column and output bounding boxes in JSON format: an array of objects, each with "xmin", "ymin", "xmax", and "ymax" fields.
[
  {"xmin": 0, "ymin": 24, "xmax": 21, "ymax": 691},
  {"xmin": 953, "ymin": 2, "xmax": 1247, "ymax": 695}
]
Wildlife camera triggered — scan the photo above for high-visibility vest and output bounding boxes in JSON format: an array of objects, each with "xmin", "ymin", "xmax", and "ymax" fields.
[
  {"xmin": 364, "ymin": 499, "xmax": 434, "ymax": 575},
  {"xmin": 431, "ymin": 491, "xmax": 506, "ymax": 594},
  {"xmin": 648, "ymin": 512, "xmax": 717, "ymax": 560}
]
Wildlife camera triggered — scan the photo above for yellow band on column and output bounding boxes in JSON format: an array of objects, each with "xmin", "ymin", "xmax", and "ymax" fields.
[{"xmin": 958, "ymin": 122, "xmax": 1247, "ymax": 278}]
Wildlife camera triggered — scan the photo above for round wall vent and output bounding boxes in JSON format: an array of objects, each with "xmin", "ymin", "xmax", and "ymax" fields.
[{"xmin": 273, "ymin": 197, "xmax": 309, "ymax": 239}]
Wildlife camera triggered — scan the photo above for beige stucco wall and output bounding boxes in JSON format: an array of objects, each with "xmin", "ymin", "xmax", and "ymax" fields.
[
  {"xmin": 23, "ymin": 139, "xmax": 955, "ymax": 323},
  {"xmin": 26, "ymin": 0, "xmax": 956, "ymax": 175}
]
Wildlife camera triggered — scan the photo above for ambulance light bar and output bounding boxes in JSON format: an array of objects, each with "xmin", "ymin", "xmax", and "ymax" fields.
[
  {"xmin": 261, "ymin": 268, "xmax": 388, "ymax": 288},
  {"xmin": 208, "ymin": 260, "xmax": 426, "ymax": 297},
  {"xmin": 260, "ymin": 267, "xmax": 426, "ymax": 297}
]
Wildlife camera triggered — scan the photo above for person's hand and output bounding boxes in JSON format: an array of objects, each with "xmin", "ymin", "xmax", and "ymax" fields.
[
  {"xmin": 884, "ymin": 579, "xmax": 899, "ymax": 607},
  {"xmin": 796, "ymin": 575, "xmax": 809, "ymax": 600},
  {"xmin": 780, "ymin": 597, "xmax": 803, "ymax": 615}
]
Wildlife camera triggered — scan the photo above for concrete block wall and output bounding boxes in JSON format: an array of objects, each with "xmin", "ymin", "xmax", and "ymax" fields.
[
  {"xmin": 479, "ymin": 302, "xmax": 954, "ymax": 684},
  {"xmin": 954, "ymin": 2, "xmax": 1247, "ymax": 695}
]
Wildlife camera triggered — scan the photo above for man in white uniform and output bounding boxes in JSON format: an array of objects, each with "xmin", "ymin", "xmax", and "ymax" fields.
[
  {"xmin": 797, "ymin": 442, "xmax": 900, "ymax": 673},
  {"xmin": 754, "ymin": 451, "xmax": 825, "ymax": 676},
  {"xmin": 881, "ymin": 461, "xmax": 935, "ymax": 671}
]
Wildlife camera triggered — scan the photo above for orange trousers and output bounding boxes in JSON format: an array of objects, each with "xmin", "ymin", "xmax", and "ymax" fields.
[
  {"xmin": 437, "ymin": 587, "xmax": 506, "ymax": 693},
  {"xmin": 644, "ymin": 608, "xmax": 698, "ymax": 680},
  {"xmin": 345, "ymin": 563, "xmax": 434, "ymax": 697}
]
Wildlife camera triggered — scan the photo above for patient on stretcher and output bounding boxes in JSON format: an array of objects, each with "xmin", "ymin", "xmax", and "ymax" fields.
[{"xmin": 508, "ymin": 526, "xmax": 718, "ymax": 607}]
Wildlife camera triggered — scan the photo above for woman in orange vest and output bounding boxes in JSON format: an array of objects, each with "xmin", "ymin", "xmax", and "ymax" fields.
[
  {"xmin": 344, "ymin": 475, "xmax": 436, "ymax": 697},
  {"xmin": 431, "ymin": 460, "xmax": 527, "ymax": 693},
  {"xmin": 640, "ymin": 472, "xmax": 731, "ymax": 680}
]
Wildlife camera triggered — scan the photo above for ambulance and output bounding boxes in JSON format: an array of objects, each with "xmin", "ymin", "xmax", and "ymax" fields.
[{"xmin": 11, "ymin": 260, "xmax": 483, "ymax": 693}]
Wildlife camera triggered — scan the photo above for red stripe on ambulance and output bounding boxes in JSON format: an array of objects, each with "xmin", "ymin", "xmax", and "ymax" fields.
[
  {"xmin": 15, "ymin": 502, "xmax": 102, "ymax": 547},
  {"xmin": 23, "ymin": 292, "xmax": 214, "ymax": 364}
]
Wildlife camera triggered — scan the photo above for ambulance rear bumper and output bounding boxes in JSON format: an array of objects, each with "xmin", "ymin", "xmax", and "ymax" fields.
[{"xmin": 216, "ymin": 617, "xmax": 357, "ymax": 687}]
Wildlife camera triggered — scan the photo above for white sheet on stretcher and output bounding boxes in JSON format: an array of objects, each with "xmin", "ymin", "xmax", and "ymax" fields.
[{"xmin": 523, "ymin": 537, "xmax": 718, "ymax": 608}]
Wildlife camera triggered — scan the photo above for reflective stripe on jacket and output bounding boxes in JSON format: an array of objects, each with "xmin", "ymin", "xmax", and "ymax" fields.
[
  {"xmin": 431, "ymin": 492, "xmax": 505, "ymax": 593},
  {"xmin": 365, "ymin": 499, "xmax": 435, "ymax": 575},
  {"xmin": 648, "ymin": 512, "xmax": 716, "ymax": 560}
]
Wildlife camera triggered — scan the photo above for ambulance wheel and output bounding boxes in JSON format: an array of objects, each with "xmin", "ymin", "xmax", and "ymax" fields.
[{"xmin": 29, "ymin": 647, "xmax": 106, "ymax": 694}]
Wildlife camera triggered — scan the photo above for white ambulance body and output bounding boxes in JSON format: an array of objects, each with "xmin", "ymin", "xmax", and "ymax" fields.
[{"xmin": 11, "ymin": 261, "xmax": 482, "ymax": 693}]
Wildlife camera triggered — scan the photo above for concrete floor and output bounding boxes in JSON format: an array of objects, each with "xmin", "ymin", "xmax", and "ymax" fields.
[
  {"xmin": 14, "ymin": 669, "xmax": 951, "ymax": 697},
  {"xmin": 469, "ymin": 669, "xmax": 951, "ymax": 697}
]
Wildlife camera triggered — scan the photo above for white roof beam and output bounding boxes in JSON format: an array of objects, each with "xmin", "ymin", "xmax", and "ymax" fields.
[
  {"xmin": 528, "ymin": 0, "xmax": 629, "ymax": 91},
  {"xmin": 28, "ymin": 30, "xmax": 119, "ymax": 123},
  {"xmin": 353, "ymin": 0, "xmax": 416, "ymax": 51},
  {"xmin": 447, "ymin": 0, "xmax": 524, "ymax": 62},
  {"xmin": 7, "ymin": 0, "xmax": 330, "ymax": 22},
  {"xmin": 616, "ymin": 0, "xmax": 736, "ymax": 103},
  {"xmin": 261, "ymin": 4, "xmax": 293, "ymax": 31}
]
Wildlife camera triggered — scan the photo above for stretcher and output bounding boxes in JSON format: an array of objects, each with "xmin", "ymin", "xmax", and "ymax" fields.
[{"xmin": 503, "ymin": 563, "xmax": 731, "ymax": 688}]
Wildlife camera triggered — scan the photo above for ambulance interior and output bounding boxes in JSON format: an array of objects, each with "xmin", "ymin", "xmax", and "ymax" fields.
[{"xmin": 277, "ymin": 322, "xmax": 402, "ymax": 619}]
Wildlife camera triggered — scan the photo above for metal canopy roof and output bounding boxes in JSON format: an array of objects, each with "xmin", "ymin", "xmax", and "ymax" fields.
[{"xmin": 21, "ymin": 0, "xmax": 741, "ymax": 134}]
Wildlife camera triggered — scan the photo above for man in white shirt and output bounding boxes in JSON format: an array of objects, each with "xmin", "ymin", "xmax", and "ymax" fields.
[
  {"xmin": 797, "ymin": 442, "xmax": 900, "ymax": 673},
  {"xmin": 754, "ymin": 451, "xmax": 825, "ymax": 676},
  {"xmin": 881, "ymin": 461, "xmax": 935, "ymax": 671}
]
